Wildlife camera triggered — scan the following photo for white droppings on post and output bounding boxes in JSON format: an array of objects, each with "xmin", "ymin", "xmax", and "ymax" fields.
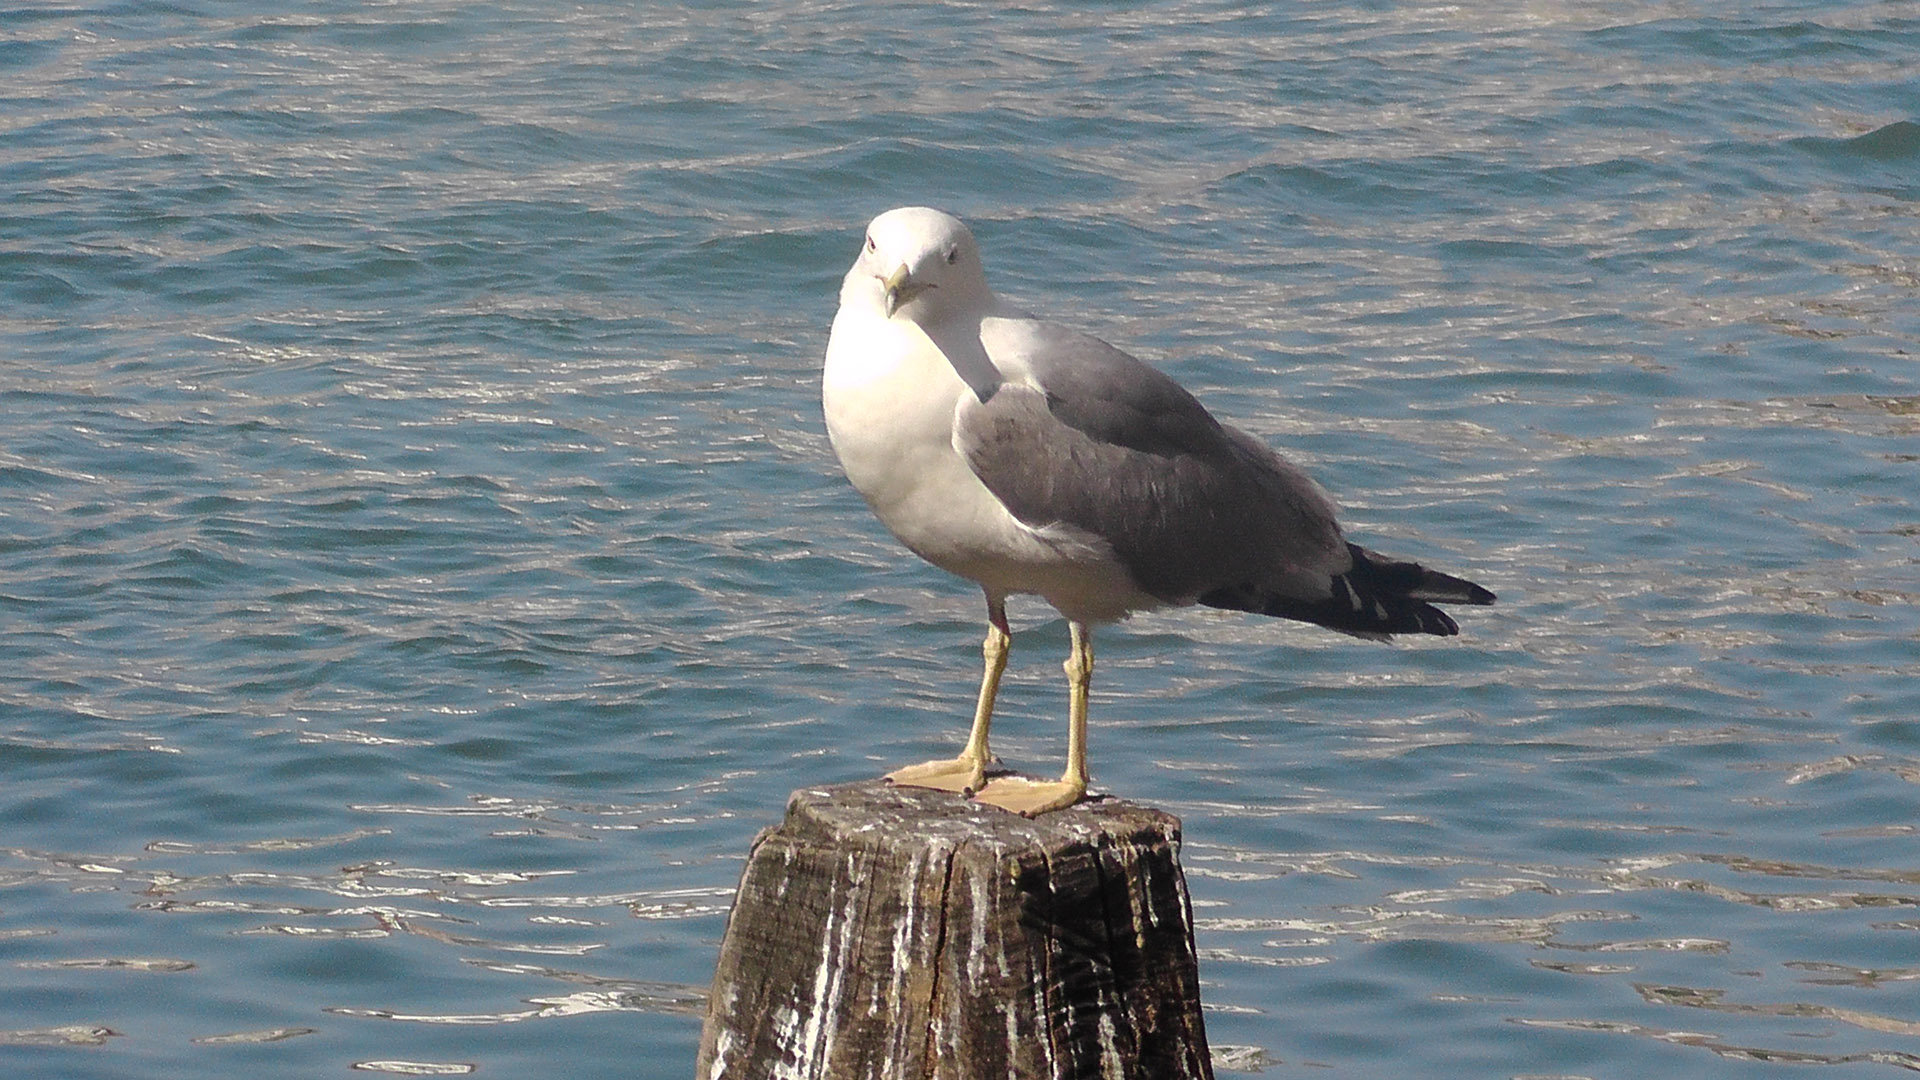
[
  {"xmin": 1134, "ymin": 852, "xmax": 1155, "ymax": 949},
  {"xmin": 1004, "ymin": 1004, "xmax": 1022, "ymax": 1079},
  {"xmin": 880, "ymin": 841, "xmax": 931, "ymax": 1036},
  {"xmin": 771, "ymin": 842, "xmax": 797, "ymax": 903},
  {"xmin": 1098, "ymin": 1010, "xmax": 1126, "ymax": 1080},
  {"xmin": 763, "ymin": 1005, "xmax": 800, "ymax": 1078},
  {"xmin": 789, "ymin": 852, "xmax": 860, "ymax": 1074},
  {"xmin": 967, "ymin": 856, "xmax": 992, "ymax": 984},
  {"xmin": 709, "ymin": 1020, "xmax": 735, "ymax": 1077}
]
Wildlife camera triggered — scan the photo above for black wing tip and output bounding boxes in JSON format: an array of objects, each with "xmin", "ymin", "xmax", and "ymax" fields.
[
  {"xmin": 1198, "ymin": 548, "xmax": 1494, "ymax": 639},
  {"xmin": 1347, "ymin": 542, "xmax": 1495, "ymax": 605},
  {"xmin": 1421, "ymin": 604, "xmax": 1462, "ymax": 636},
  {"xmin": 1197, "ymin": 584, "xmax": 1469, "ymax": 638}
]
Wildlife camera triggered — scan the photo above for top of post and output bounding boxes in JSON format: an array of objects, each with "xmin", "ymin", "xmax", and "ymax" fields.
[{"xmin": 774, "ymin": 778, "xmax": 1182, "ymax": 853}]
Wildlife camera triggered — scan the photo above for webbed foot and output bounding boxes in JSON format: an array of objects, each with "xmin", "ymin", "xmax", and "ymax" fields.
[
  {"xmin": 885, "ymin": 756, "xmax": 988, "ymax": 795},
  {"xmin": 972, "ymin": 775, "xmax": 1087, "ymax": 817}
]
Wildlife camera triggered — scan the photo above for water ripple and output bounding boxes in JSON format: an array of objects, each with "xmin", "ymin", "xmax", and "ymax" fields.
[{"xmin": 5, "ymin": 1, "xmax": 1918, "ymax": 1077}]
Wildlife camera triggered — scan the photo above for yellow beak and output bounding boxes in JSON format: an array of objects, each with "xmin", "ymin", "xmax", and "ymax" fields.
[{"xmin": 882, "ymin": 264, "xmax": 928, "ymax": 317}]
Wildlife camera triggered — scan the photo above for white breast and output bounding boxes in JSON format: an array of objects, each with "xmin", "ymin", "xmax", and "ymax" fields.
[
  {"xmin": 821, "ymin": 306, "xmax": 1156, "ymax": 622},
  {"xmin": 823, "ymin": 307, "xmax": 1008, "ymax": 566}
]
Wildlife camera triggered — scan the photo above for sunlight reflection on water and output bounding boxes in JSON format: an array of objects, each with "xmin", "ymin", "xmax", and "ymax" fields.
[{"xmin": 4, "ymin": 1, "xmax": 1919, "ymax": 1077}]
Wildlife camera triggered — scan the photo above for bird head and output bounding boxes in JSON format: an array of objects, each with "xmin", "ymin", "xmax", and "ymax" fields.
[{"xmin": 854, "ymin": 207, "xmax": 992, "ymax": 323}]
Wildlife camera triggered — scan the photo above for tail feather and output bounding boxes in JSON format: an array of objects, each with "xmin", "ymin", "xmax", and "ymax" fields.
[{"xmin": 1198, "ymin": 543, "xmax": 1494, "ymax": 639}]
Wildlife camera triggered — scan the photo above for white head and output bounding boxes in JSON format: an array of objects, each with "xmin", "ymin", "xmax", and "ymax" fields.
[{"xmin": 842, "ymin": 206, "xmax": 994, "ymax": 324}]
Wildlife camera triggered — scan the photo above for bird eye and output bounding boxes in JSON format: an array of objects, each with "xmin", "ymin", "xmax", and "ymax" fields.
[
  {"xmin": 865, "ymin": 235, "xmax": 876, "ymax": 253},
  {"xmin": 945, "ymin": 247, "xmax": 958, "ymax": 265}
]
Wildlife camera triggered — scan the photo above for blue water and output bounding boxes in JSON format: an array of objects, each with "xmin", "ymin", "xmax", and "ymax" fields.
[{"xmin": 3, "ymin": 2, "xmax": 1917, "ymax": 1077}]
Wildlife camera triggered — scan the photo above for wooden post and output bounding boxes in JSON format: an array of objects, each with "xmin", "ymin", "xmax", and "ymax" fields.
[{"xmin": 695, "ymin": 779, "xmax": 1213, "ymax": 1080}]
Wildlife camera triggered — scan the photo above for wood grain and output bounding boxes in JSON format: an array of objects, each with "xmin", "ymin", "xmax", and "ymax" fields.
[{"xmin": 696, "ymin": 779, "xmax": 1213, "ymax": 1079}]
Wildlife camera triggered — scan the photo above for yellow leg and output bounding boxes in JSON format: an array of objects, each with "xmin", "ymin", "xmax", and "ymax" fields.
[
  {"xmin": 975, "ymin": 621, "xmax": 1092, "ymax": 816},
  {"xmin": 886, "ymin": 596, "xmax": 1009, "ymax": 795}
]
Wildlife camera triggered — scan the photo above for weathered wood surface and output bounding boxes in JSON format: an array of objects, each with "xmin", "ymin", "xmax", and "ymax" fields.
[{"xmin": 695, "ymin": 779, "xmax": 1212, "ymax": 1080}]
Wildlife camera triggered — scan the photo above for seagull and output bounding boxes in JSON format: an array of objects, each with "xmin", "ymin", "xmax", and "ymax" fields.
[{"xmin": 822, "ymin": 207, "xmax": 1494, "ymax": 816}]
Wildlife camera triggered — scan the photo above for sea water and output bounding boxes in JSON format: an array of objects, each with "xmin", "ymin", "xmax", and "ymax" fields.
[{"xmin": 2, "ymin": 2, "xmax": 1917, "ymax": 1077}]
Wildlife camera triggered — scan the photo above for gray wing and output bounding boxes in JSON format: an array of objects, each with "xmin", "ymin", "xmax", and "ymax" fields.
[{"xmin": 956, "ymin": 322, "xmax": 1350, "ymax": 604}]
